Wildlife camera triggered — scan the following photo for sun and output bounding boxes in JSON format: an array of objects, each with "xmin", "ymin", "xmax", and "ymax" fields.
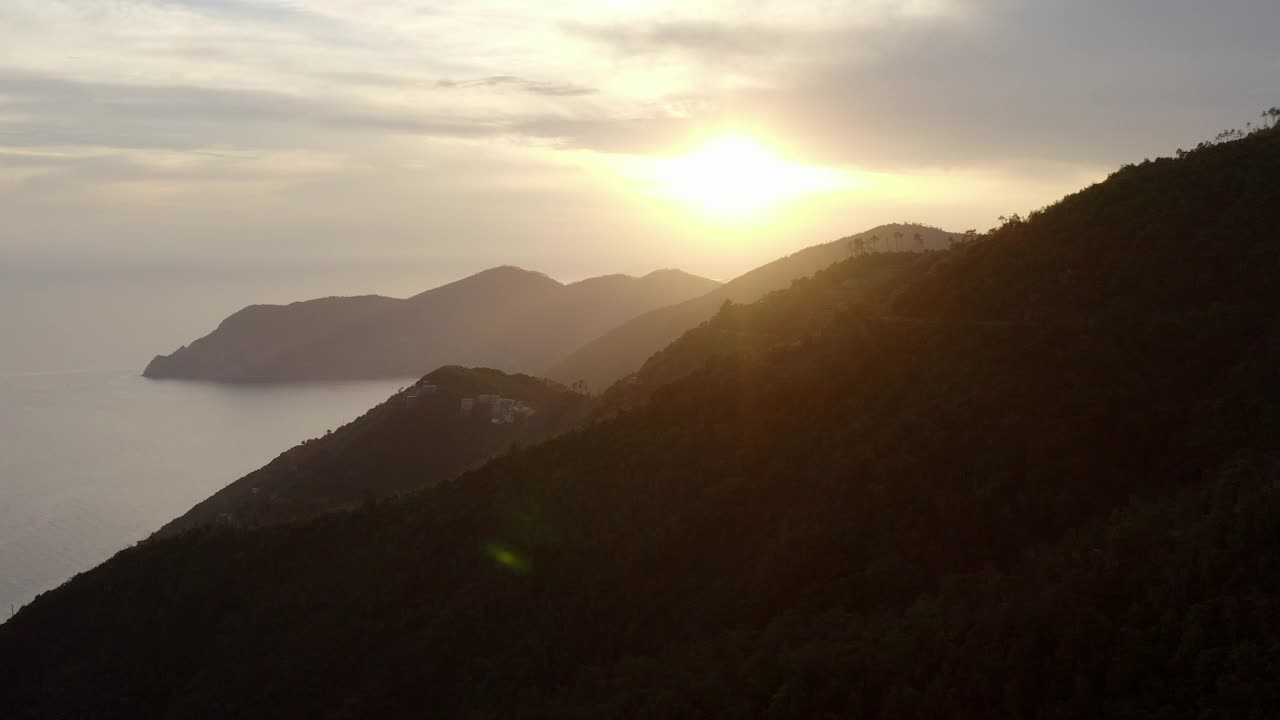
[{"xmin": 654, "ymin": 135, "xmax": 851, "ymax": 217}]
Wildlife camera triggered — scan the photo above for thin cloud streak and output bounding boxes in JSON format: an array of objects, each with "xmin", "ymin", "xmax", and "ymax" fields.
[{"xmin": 436, "ymin": 75, "xmax": 598, "ymax": 97}]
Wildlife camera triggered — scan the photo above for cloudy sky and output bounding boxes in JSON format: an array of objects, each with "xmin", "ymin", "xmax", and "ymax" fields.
[{"xmin": 1, "ymin": 0, "xmax": 1277, "ymax": 286}]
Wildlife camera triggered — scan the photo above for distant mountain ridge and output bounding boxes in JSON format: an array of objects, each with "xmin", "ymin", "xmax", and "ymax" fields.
[
  {"xmin": 148, "ymin": 230, "xmax": 952, "ymax": 533},
  {"xmin": 546, "ymin": 223, "xmax": 957, "ymax": 390},
  {"xmin": 144, "ymin": 266, "xmax": 720, "ymax": 382}
]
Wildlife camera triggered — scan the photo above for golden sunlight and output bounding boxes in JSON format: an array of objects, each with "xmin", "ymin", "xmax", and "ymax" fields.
[{"xmin": 653, "ymin": 135, "xmax": 857, "ymax": 217}]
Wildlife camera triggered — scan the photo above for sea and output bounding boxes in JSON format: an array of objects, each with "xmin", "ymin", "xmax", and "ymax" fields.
[
  {"xmin": 0, "ymin": 258, "xmax": 460, "ymax": 620},
  {"xmin": 0, "ymin": 370, "xmax": 405, "ymax": 618}
]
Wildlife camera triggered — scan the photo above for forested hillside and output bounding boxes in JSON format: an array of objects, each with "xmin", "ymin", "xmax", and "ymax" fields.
[
  {"xmin": 2, "ymin": 127, "xmax": 1279, "ymax": 719},
  {"xmin": 593, "ymin": 251, "xmax": 927, "ymax": 415},
  {"xmin": 546, "ymin": 223, "xmax": 955, "ymax": 391},
  {"xmin": 155, "ymin": 366, "xmax": 592, "ymax": 537}
]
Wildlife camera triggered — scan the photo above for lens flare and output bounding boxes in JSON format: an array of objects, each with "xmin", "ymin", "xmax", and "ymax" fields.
[{"xmin": 484, "ymin": 541, "xmax": 531, "ymax": 574}]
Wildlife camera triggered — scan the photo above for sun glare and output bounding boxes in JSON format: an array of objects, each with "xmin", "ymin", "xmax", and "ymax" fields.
[{"xmin": 654, "ymin": 135, "xmax": 854, "ymax": 217}]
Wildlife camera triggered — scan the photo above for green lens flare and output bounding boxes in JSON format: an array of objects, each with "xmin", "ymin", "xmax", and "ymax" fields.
[{"xmin": 484, "ymin": 541, "xmax": 531, "ymax": 574}]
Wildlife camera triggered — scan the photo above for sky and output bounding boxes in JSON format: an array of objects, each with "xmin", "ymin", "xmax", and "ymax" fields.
[{"xmin": 1, "ymin": 1, "xmax": 1278, "ymax": 371}]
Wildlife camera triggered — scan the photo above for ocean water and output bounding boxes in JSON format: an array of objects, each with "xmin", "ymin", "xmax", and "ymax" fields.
[{"xmin": 0, "ymin": 370, "xmax": 406, "ymax": 619}]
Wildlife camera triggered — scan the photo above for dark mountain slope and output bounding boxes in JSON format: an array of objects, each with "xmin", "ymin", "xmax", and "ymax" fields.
[
  {"xmin": 545, "ymin": 451, "xmax": 1280, "ymax": 719},
  {"xmin": 144, "ymin": 267, "xmax": 720, "ymax": 382},
  {"xmin": 4, "ymin": 309, "xmax": 1272, "ymax": 719},
  {"xmin": 593, "ymin": 251, "xmax": 926, "ymax": 415},
  {"xmin": 153, "ymin": 367, "xmax": 592, "ymax": 537},
  {"xmin": 4, "ymin": 129, "xmax": 1280, "ymax": 719},
  {"xmin": 890, "ymin": 135, "xmax": 1280, "ymax": 321},
  {"xmin": 548, "ymin": 316, "xmax": 1280, "ymax": 720},
  {"xmin": 546, "ymin": 223, "xmax": 955, "ymax": 391}
]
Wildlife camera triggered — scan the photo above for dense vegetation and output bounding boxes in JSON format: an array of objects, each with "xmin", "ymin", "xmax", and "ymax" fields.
[
  {"xmin": 547, "ymin": 223, "xmax": 955, "ymax": 391},
  {"xmin": 593, "ymin": 251, "xmax": 929, "ymax": 415},
  {"xmin": 2, "ymin": 127, "xmax": 1279, "ymax": 719}
]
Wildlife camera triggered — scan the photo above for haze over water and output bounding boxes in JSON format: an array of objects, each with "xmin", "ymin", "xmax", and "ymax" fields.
[
  {"xmin": 0, "ymin": 261, "xmax": 446, "ymax": 617},
  {"xmin": 0, "ymin": 369, "xmax": 405, "ymax": 618}
]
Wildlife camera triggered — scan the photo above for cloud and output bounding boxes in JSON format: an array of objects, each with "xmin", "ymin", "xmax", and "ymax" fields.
[
  {"xmin": 0, "ymin": 66, "xmax": 605, "ymax": 162},
  {"xmin": 542, "ymin": 0, "xmax": 1280, "ymax": 171},
  {"xmin": 0, "ymin": 142, "xmax": 359, "ymax": 210},
  {"xmin": 766, "ymin": 0, "xmax": 1280, "ymax": 168},
  {"xmin": 5, "ymin": 0, "xmax": 1274, "ymax": 174},
  {"xmin": 436, "ymin": 75, "xmax": 596, "ymax": 97},
  {"xmin": 0, "ymin": 69, "xmax": 514, "ymax": 152},
  {"xmin": 562, "ymin": 20, "xmax": 805, "ymax": 60},
  {"xmin": 143, "ymin": 0, "xmax": 330, "ymax": 26},
  {"xmin": 1, "ymin": 0, "xmax": 1277, "ymax": 273}
]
